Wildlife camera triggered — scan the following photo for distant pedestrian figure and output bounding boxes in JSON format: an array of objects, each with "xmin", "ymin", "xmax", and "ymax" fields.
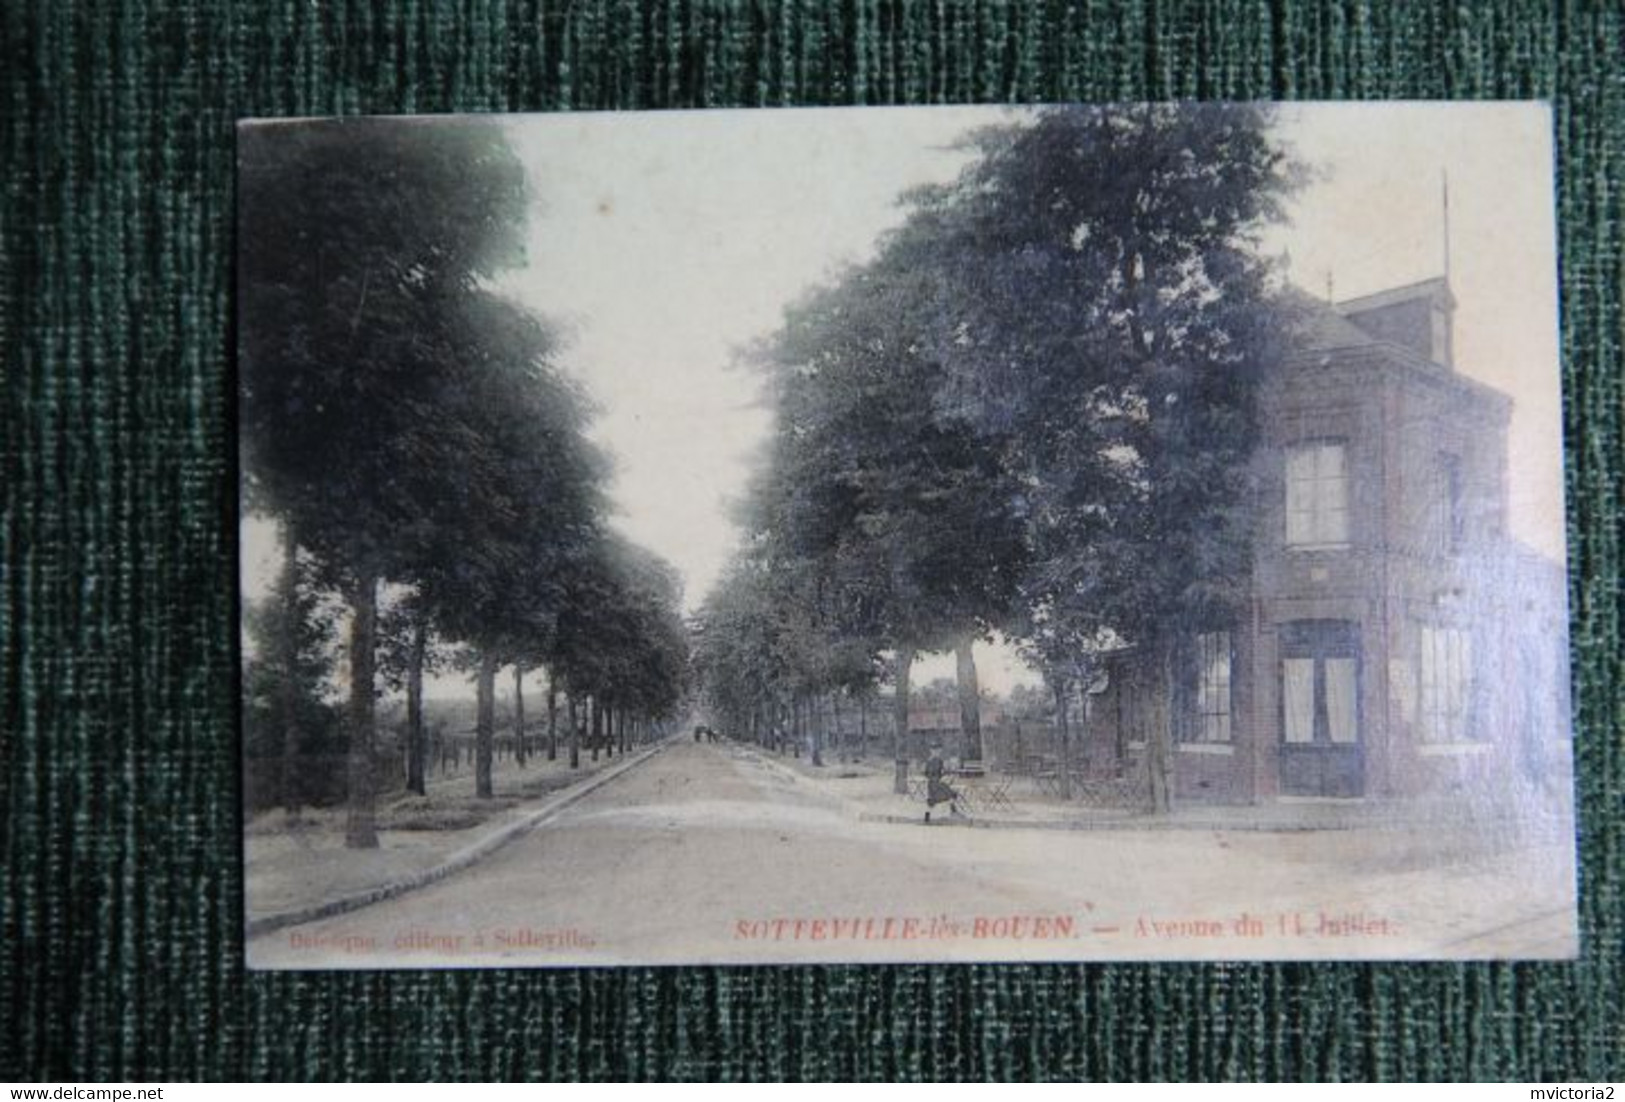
[
  {"xmin": 924, "ymin": 744, "xmax": 962, "ymax": 823},
  {"xmin": 694, "ymin": 724, "xmax": 704, "ymax": 743}
]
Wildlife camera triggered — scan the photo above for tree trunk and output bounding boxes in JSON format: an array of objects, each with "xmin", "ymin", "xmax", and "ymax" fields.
[
  {"xmin": 278, "ymin": 524, "xmax": 303, "ymax": 822},
  {"xmin": 547, "ymin": 678, "xmax": 558, "ymax": 762},
  {"xmin": 590, "ymin": 696, "xmax": 601, "ymax": 761},
  {"xmin": 475, "ymin": 651, "xmax": 497, "ymax": 799},
  {"xmin": 811, "ymin": 695, "xmax": 825, "ymax": 767},
  {"xmin": 893, "ymin": 647, "xmax": 914, "ymax": 794},
  {"xmin": 1148, "ymin": 644, "xmax": 1174, "ymax": 813},
  {"xmin": 858, "ymin": 693, "xmax": 868, "ymax": 760},
  {"xmin": 617, "ymin": 707, "xmax": 627, "ymax": 754},
  {"xmin": 603, "ymin": 702, "xmax": 614, "ymax": 757},
  {"xmin": 568, "ymin": 692, "xmax": 580, "ymax": 769},
  {"xmin": 955, "ymin": 635, "xmax": 983, "ymax": 763},
  {"xmin": 830, "ymin": 692, "xmax": 843, "ymax": 762},
  {"xmin": 344, "ymin": 570, "xmax": 380, "ymax": 849},
  {"xmin": 513, "ymin": 665, "xmax": 527, "ymax": 767},
  {"xmin": 405, "ymin": 614, "xmax": 427, "ymax": 796},
  {"xmin": 1053, "ymin": 679, "xmax": 1074, "ymax": 801}
]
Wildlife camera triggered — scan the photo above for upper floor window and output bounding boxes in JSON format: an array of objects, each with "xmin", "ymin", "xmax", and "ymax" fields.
[
  {"xmin": 1434, "ymin": 453, "xmax": 1463, "ymax": 553},
  {"xmin": 1285, "ymin": 441, "xmax": 1349, "ymax": 548}
]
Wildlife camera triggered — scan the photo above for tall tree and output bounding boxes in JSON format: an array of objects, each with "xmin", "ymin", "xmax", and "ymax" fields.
[
  {"xmin": 703, "ymin": 106, "xmax": 1296, "ymax": 812},
  {"xmin": 241, "ymin": 119, "xmax": 535, "ymax": 843},
  {"xmin": 745, "ymin": 218, "xmax": 1029, "ymax": 786},
  {"xmin": 410, "ymin": 292, "xmax": 608, "ymax": 799},
  {"xmin": 241, "ymin": 538, "xmax": 340, "ymax": 817},
  {"xmin": 512, "ymin": 665, "xmax": 528, "ymax": 765},
  {"xmin": 911, "ymin": 105, "xmax": 1299, "ymax": 809},
  {"xmin": 564, "ymin": 535, "xmax": 690, "ymax": 751},
  {"xmin": 377, "ymin": 593, "xmax": 448, "ymax": 797}
]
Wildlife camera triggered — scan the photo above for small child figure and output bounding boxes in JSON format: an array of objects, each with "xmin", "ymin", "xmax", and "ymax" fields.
[{"xmin": 923, "ymin": 743, "xmax": 963, "ymax": 823}]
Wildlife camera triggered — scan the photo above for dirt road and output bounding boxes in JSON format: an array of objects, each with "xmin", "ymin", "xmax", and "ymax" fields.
[{"xmin": 248, "ymin": 740, "xmax": 1576, "ymax": 968}]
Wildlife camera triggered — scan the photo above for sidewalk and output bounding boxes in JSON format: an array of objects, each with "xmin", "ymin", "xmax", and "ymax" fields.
[
  {"xmin": 738, "ymin": 745, "xmax": 1144, "ymax": 827},
  {"xmin": 732, "ymin": 742, "xmax": 1574, "ymax": 847},
  {"xmin": 244, "ymin": 742, "xmax": 665, "ymax": 937}
]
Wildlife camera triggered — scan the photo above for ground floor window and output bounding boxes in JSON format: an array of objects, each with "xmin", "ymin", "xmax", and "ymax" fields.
[
  {"xmin": 1419, "ymin": 625, "xmax": 1474, "ymax": 743},
  {"xmin": 1189, "ymin": 632, "xmax": 1233, "ymax": 743}
]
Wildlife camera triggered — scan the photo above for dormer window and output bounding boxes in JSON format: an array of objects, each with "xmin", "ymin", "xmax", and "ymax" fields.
[{"xmin": 1285, "ymin": 441, "xmax": 1350, "ymax": 549}]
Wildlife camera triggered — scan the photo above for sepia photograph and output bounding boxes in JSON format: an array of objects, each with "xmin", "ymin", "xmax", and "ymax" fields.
[{"xmin": 238, "ymin": 102, "xmax": 1577, "ymax": 969}]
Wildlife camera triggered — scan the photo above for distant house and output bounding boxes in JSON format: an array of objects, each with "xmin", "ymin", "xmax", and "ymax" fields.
[{"xmin": 1086, "ymin": 277, "xmax": 1572, "ymax": 804}]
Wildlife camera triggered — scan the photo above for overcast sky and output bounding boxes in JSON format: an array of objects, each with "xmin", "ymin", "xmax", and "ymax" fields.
[
  {"xmin": 494, "ymin": 108, "xmax": 983, "ymax": 609},
  {"xmin": 242, "ymin": 102, "xmax": 1565, "ymax": 697}
]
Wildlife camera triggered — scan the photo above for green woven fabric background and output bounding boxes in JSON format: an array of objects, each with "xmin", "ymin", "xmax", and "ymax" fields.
[{"xmin": 2, "ymin": 0, "xmax": 1620, "ymax": 1082}]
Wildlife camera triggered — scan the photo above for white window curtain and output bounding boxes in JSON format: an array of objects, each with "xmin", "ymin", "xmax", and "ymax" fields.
[
  {"xmin": 1325, "ymin": 658, "xmax": 1357, "ymax": 744},
  {"xmin": 1283, "ymin": 658, "xmax": 1315, "ymax": 744}
]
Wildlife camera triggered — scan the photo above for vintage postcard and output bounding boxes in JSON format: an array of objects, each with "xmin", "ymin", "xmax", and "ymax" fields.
[{"xmin": 238, "ymin": 103, "xmax": 1577, "ymax": 968}]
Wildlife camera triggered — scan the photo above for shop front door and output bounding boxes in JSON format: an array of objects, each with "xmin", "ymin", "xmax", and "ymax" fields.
[{"xmin": 1278, "ymin": 619, "xmax": 1364, "ymax": 798}]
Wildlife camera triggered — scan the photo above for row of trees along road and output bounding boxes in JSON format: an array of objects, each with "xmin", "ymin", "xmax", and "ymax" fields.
[
  {"xmin": 695, "ymin": 105, "xmax": 1301, "ymax": 809},
  {"xmin": 240, "ymin": 120, "xmax": 689, "ymax": 848}
]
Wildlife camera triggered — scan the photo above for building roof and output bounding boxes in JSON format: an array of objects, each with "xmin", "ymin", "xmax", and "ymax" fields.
[
  {"xmin": 1281, "ymin": 290, "xmax": 1385, "ymax": 352},
  {"xmin": 1335, "ymin": 275, "xmax": 1456, "ymax": 315},
  {"xmin": 1276, "ymin": 282, "xmax": 1513, "ymax": 416}
]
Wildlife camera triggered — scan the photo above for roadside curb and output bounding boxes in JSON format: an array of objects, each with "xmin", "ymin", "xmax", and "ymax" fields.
[
  {"xmin": 737, "ymin": 747, "xmax": 1157, "ymax": 832},
  {"xmin": 246, "ymin": 741, "xmax": 670, "ymax": 939},
  {"xmin": 724, "ymin": 743, "xmax": 1553, "ymax": 836},
  {"xmin": 855, "ymin": 811, "xmax": 1353, "ymax": 833},
  {"xmin": 855, "ymin": 807, "xmax": 1560, "ymax": 834},
  {"xmin": 731, "ymin": 742, "xmax": 1183, "ymax": 831},
  {"xmin": 734, "ymin": 743, "xmax": 1152, "ymax": 831}
]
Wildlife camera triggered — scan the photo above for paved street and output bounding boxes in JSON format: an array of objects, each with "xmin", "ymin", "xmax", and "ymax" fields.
[{"xmin": 248, "ymin": 739, "xmax": 1577, "ymax": 968}]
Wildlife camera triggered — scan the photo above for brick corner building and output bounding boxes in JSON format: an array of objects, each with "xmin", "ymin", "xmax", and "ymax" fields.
[{"xmin": 1087, "ymin": 277, "xmax": 1572, "ymax": 806}]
